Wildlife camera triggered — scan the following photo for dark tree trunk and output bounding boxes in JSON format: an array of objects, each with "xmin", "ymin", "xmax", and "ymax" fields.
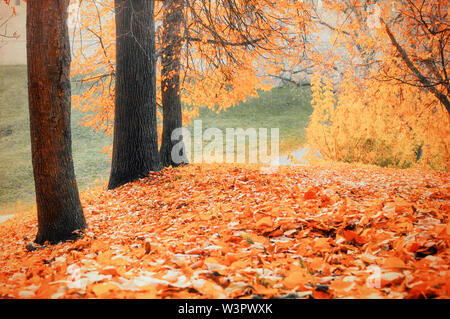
[
  {"xmin": 160, "ymin": 0, "xmax": 188, "ymax": 167},
  {"xmin": 109, "ymin": 0, "xmax": 161, "ymax": 189},
  {"xmin": 26, "ymin": 0, "xmax": 86, "ymax": 245}
]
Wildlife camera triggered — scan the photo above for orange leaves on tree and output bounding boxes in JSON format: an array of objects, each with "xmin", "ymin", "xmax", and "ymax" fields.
[
  {"xmin": 68, "ymin": 0, "xmax": 311, "ymax": 149},
  {"xmin": 304, "ymin": 0, "xmax": 450, "ymax": 170}
]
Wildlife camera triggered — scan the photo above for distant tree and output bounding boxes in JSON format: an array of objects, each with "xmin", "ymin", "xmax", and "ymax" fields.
[
  {"xmin": 159, "ymin": 0, "xmax": 187, "ymax": 167},
  {"xmin": 108, "ymin": 0, "xmax": 161, "ymax": 189},
  {"xmin": 0, "ymin": 1, "xmax": 20, "ymax": 49},
  {"xmin": 26, "ymin": 0, "xmax": 86, "ymax": 244}
]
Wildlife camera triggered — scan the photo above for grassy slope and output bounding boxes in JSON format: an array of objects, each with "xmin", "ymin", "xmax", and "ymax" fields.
[
  {"xmin": 193, "ymin": 85, "xmax": 312, "ymax": 155},
  {"xmin": 0, "ymin": 65, "xmax": 111, "ymax": 213},
  {"xmin": 0, "ymin": 65, "xmax": 312, "ymax": 212}
]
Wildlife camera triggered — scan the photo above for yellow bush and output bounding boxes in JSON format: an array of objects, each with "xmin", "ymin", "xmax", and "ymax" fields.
[{"xmin": 306, "ymin": 74, "xmax": 449, "ymax": 170}]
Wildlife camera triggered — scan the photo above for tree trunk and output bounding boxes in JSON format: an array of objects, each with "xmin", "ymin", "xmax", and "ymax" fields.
[
  {"xmin": 109, "ymin": 0, "xmax": 161, "ymax": 189},
  {"xmin": 26, "ymin": 0, "xmax": 86, "ymax": 245},
  {"xmin": 160, "ymin": 0, "xmax": 188, "ymax": 167}
]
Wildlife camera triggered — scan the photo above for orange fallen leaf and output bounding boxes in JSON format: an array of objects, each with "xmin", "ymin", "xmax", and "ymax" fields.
[
  {"xmin": 313, "ymin": 237, "xmax": 331, "ymax": 250},
  {"xmin": 99, "ymin": 266, "xmax": 120, "ymax": 277},
  {"xmin": 283, "ymin": 267, "xmax": 308, "ymax": 290},
  {"xmin": 253, "ymin": 285, "xmax": 278, "ymax": 296},
  {"xmin": 256, "ymin": 216, "xmax": 273, "ymax": 228},
  {"xmin": 230, "ymin": 259, "xmax": 249, "ymax": 270},
  {"xmin": 383, "ymin": 257, "xmax": 406, "ymax": 269},
  {"xmin": 380, "ymin": 272, "xmax": 405, "ymax": 287},
  {"xmin": 304, "ymin": 188, "xmax": 318, "ymax": 200},
  {"xmin": 91, "ymin": 282, "xmax": 121, "ymax": 298}
]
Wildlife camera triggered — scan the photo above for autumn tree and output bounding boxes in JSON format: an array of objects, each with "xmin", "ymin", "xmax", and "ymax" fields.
[
  {"xmin": 26, "ymin": 0, "xmax": 86, "ymax": 244},
  {"xmin": 108, "ymin": 0, "xmax": 161, "ymax": 189},
  {"xmin": 304, "ymin": 0, "xmax": 449, "ymax": 169},
  {"xmin": 380, "ymin": 0, "xmax": 450, "ymax": 114},
  {"xmin": 159, "ymin": 0, "xmax": 275, "ymax": 167},
  {"xmin": 70, "ymin": 0, "xmax": 311, "ymax": 162}
]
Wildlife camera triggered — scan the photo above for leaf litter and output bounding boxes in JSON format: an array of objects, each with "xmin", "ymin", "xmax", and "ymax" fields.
[{"xmin": 0, "ymin": 164, "xmax": 449, "ymax": 299}]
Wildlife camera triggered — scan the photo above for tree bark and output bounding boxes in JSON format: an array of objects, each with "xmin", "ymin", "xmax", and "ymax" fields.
[
  {"xmin": 160, "ymin": 0, "xmax": 188, "ymax": 167},
  {"xmin": 109, "ymin": 0, "xmax": 161, "ymax": 189},
  {"xmin": 26, "ymin": 0, "xmax": 86, "ymax": 245}
]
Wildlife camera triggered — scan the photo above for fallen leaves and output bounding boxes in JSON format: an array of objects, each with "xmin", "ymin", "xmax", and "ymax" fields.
[
  {"xmin": 0, "ymin": 163, "xmax": 449, "ymax": 299},
  {"xmin": 91, "ymin": 282, "xmax": 121, "ymax": 298},
  {"xmin": 380, "ymin": 272, "xmax": 405, "ymax": 288}
]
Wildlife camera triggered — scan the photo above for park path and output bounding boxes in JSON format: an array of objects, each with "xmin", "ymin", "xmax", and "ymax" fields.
[{"xmin": 278, "ymin": 146, "xmax": 321, "ymax": 165}]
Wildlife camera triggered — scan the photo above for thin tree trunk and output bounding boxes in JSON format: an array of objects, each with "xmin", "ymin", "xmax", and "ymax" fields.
[
  {"xmin": 27, "ymin": 0, "xmax": 86, "ymax": 244},
  {"xmin": 160, "ymin": 0, "xmax": 188, "ymax": 167},
  {"xmin": 109, "ymin": 0, "xmax": 161, "ymax": 189}
]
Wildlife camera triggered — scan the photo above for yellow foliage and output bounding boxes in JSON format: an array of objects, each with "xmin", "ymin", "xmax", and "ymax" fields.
[
  {"xmin": 305, "ymin": 0, "xmax": 449, "ymax": 171},
  {"xmin": 306, "ymin": 73, "xmax": 449, "ymax": 170}
]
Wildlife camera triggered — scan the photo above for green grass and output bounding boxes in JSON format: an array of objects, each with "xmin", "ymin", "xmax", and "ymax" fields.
[
  {"xmin": 191, "ymin": 85, "xmax": 313, "ymax": 155},
  {"xmin": 0, "ymin": 65, "xmax": 312, "ymax": 212},
  {"xmin": 0, "ymin": 65, "xmax": 111, "ymax": 213}
]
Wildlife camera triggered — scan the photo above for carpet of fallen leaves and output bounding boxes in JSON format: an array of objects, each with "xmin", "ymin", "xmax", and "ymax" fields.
[{"xmin": 0, "ymin": 164, "xmax": 449, "ymax": 299}]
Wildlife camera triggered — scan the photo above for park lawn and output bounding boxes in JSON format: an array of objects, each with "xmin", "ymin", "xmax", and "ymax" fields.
[
  {"xmin": 195, "ymin": 84, "xmax": 312, "ymax": 156},
  {"xmin": 0, "ymin": 65, "xmax": 312, "ymax": 213},
  {"xmin": 0, "ymin": 65, "xmax": 111, "ymax": 213}
]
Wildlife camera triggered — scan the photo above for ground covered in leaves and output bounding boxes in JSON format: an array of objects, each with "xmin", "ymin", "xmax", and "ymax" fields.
[{"xmin": 0, "ymin": 164, "xmax": 449, "ymax": 299}]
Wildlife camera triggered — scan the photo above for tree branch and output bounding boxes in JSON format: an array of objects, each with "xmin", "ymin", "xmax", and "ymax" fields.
[{"xmin": 382, "ymin": 18, "xmax": 450, "ymax": 115}]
